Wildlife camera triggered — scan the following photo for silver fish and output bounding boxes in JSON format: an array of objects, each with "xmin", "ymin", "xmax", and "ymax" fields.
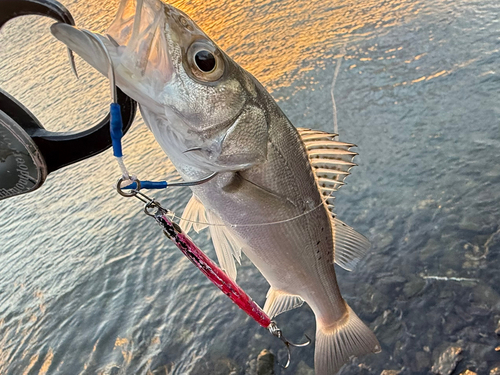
[{"xmin": 51, "ymin": 0, "xmax": 380, "ymax": 373}]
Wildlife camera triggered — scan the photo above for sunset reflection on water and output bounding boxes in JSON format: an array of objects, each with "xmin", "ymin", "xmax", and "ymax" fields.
[
  {"xmin": 3, "ymin": 0, "xmax": 497, "ymax": 373},
  {"xmin": 170, "ymin": 0, "xmax": 423, "ymax": 91}
]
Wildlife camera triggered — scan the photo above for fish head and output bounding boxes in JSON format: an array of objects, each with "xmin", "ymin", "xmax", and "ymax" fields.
[{"xmin": 51, "ymin": 0, "xmax": 269, "ymax": 172}]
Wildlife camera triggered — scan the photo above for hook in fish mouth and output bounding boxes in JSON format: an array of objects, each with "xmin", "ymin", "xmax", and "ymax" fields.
[{"xmin": 268, "ymin": 321, "xmax": 311, "ymax": 369}]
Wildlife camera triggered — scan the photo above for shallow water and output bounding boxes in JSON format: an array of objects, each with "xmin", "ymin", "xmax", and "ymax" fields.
[{"xmin": 1, "ymin": 0, "xmax": 500, "ymax": 374}]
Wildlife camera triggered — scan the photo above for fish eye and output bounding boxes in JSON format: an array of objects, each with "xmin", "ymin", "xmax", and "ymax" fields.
[
  {"xmin": 194, "ymin": 50, "xmax": 216, "ymax": 72},
  {"xmin": 187, "ymin": 41, "xmax": 224, "ymax": 82}
]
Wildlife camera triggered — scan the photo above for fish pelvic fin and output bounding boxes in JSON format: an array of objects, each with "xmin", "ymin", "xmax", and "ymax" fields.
[
  {"xmin": 179, "ymin": 194, "xmax": 208, "ymax": 234},
  {"xmin": 263, "ymin": 288, "xmax": 304, "ymax": 319},
  {"xmin": 333, "ymin": 218, "xmax": 371, "ymax": 271},
  {"xmin": 315, "ymin": 303, "xmax": 380, "ymax": 375},
  {"xmin": 206, "ymin": 211, "xmax": 242, "ymax": 281}
]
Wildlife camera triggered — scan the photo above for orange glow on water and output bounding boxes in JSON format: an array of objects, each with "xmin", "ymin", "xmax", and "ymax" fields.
[{"xmin": 167, "ymin": 0, "xmax": 422, "ymax": 91}]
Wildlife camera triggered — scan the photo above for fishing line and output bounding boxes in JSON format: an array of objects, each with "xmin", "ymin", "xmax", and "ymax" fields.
[
  {"xmin": 172, "ymin": 189, "xmax": 336, "ymax": 229},
  {"xmin": 331, "ymin": 45, "xmax": 346, "ymax": 142},
  {"xmin": 86, "ymin": 30, "xmax": 338, "ymax": 230},
  {"xmin": 89, "ymin": 24, "xmax": 310, "ymax": 366}
]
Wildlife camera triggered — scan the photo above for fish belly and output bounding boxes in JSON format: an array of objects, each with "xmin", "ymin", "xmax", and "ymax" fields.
[{"xmin": 191, "ymin": 117, "xmax": 348, "ymax": 326}]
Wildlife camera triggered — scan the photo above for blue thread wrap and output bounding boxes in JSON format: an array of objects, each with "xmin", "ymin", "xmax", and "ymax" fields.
[
  {"xmin": 110, "ymin": 103, "xmax": 123, "ymax": 157},
  {"xmin": 124, "ymin": 181, "xmax": 168, "ymax": 190}
]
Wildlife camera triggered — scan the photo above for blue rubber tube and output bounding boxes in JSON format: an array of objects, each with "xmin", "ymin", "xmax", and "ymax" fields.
[
  {"xmin": 124, "ymin": 181, "xmax": 168, "ymax": 190},
  {"xmin": 110, "ymin": 103, "xmax": 123, "ymax": 157}
]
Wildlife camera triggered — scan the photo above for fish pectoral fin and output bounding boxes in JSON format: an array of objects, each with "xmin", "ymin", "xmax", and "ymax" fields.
[
  {"xmin": 315, "ymin": 303, "xmax": 380, "ymax": 374},
  {"xmin": 206, "ymin": 211, "xmax": 243, "ymax": 281},
  {"xmin": 333, "ymin": 218, "xmax": 371, "ymax": 271},
  {"xmin": 263, "ymin": 288, "xmax": 304, "ymax": 319},
  {"xmin": 179, "ymin": 194, "xmax": 208, "ymax": 234}
]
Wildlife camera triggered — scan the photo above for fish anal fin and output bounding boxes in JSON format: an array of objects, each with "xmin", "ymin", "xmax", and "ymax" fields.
[
  {"xmin": 333, "ymin": 218, "xmax": 371, "ymax": 271},
  {"xmin": 206, "ymin": 211, "xmax": 242, "ymax": 281},
  {"xmin": 179, "ymin": 194, "xmax": 208, "ymax": 234},
  {"xmin": 263, "ymin": 288, "xmax": 304, "ymax": 319},
  {"xmin": 315, "ymin": 303, "xmax": 380, "ymax": 374}
]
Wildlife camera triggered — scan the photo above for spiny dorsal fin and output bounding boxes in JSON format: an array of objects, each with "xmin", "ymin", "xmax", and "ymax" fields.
[
  {"xmin": 297, "ymin": 128, "xmax": 357, "ymax": 209},
  {"xmin": 298, "ymin": 128, "xmax": 370, "ymax": 270},
  {"xmin": 263, "ymin": 287, "xmax": 305, "ymax": 319}
]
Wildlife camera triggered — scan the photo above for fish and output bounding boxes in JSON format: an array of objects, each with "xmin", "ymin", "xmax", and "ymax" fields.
[{"xmin": 50, "ymin": 0, "xmax": 380, "ymax": 373}]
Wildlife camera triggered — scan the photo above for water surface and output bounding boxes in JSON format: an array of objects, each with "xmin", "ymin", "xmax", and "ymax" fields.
[{"xmin": 1, "ymin": 0, "xmax": 499, "ymax": 374}]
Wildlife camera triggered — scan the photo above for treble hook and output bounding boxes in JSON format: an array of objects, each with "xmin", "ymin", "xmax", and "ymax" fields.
[{"xmin": 268, "ymin": 321, "xmax": 311, "ymax": 369}]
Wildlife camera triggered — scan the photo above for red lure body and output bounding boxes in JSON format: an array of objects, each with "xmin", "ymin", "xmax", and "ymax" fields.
[{"xmin": 154, "ymin": 210, "xmax": 272, "ymax": 329}]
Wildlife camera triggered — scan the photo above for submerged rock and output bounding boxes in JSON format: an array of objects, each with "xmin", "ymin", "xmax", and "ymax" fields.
[
  {"xmin": 412, "ymin": 351, "xmax": 431, "ymax": 372},
  {"xmin": 431, "ymin": 345, "xmax": 463, "ymax": 375},
  {"xmin": 380, "ymin": 370, "xmax": 401, "ymax": 375},
  {"xmin": 295, "ymin": 360, "xmax": 314, "ymax": 375},
  {"xmin": 403, "ymin": 276, "xmax": 426, "ymax": 299},
  {"xmin": 257, "ymin": 349, "xmax": 274, "ymax": 375},
  {"xmin": 471, "ymin": 284, "xmax": 500, "ymax": 311}
]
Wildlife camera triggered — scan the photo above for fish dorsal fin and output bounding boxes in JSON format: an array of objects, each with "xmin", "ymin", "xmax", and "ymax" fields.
[
  {"xmin": 297, "ymin": 128, "xmax": 370, "ymax": 270},
  {"xmin": 332, "ymin": 218, "xmax": 371, "ymax": 271},
  {"xmin": 297, "ymin": 128, "xmax": 357, "ymax": 209},
  {"xmin": 179, "ymin": 194, "xmax": 209, "ymax": 234},
  {"xmin": 206, "ymin": 211, "xmax": 242, "ymax": 281},
  {"xmin": 263, "ymin": 287, "xmax": 305, "ymax": 319}
]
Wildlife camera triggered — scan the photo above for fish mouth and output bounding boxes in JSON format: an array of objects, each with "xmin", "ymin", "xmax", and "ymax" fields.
[{"xmin": 51, "ymin": 0, "xmax": 175, "ymax": 106}]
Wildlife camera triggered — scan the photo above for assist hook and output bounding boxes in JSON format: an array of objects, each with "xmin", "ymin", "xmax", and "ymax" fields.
[{"xmin": 268, "ymin": 321, "xmax": 311, "ymax": 369}]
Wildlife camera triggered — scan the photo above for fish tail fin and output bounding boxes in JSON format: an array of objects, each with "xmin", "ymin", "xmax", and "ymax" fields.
[{"xmin": 315, "ymin": 304, "xmax": 380, "ymax": 375}]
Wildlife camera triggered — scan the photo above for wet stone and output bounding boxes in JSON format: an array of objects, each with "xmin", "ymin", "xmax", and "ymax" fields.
[
  {"xmin": 490, "ymin": 366, "xmax": 500, "ymax": 375},
  {"xmin": 376, "ymin": 273, "xmax": 407, "ymax": 295},
  {"xmin": 420, "ymin": 238, "xmax": 442, "ymax": 261},
  {"xmin": 403, "ymin": 276, "xmax": 426, "ymax": 299},
  {"xmin": 472, "ymin": 284, "xmax": 500, "ymax": 311},
  {"xmin": 380, "ymin": 370, "xmax": 401, "ymax": 375},
  {"xmin": 454, "ymin": 305, "xmax": 473, "ymax": 323},
  {"xmin": 412, "ymin": 351, "xmax": 431, "ymax": 372},
  {"xmin": 378, "ymin": 234, "xmax": 394, "ymax": 249},
  {"xmin": 257, "ymin": 349, "xmax": 274, "ymax": 375},
  {"xmin": 431, "ymin": 345, "xmax": 463, "ymax": 375},
  {"xmin": 459, "ymin": 217, "xmax": 484, "ymax": 233},
  {"xmin": 467, "ymin": 343, "xmax": 492, "ymax": 363},
  {"xmin": 443, "ymin": 313, "xmax": 466, "ymax": 335},
  {"xmin": 459, "ymin": 370, "xmax": 477, "ymax": 375},
  {"xmin": 495, "ymin": 320, "xmax": 500, "ymax": 335},
  {"xmin": 373, "ymin": 310, "xmax": 403, "ymax": 347},
  {"xmin": 466, "ymin": 304, "xmax": 490, "ymax": 317},
  {"xmin": 295, "ymin": 360, "xmax": 314, "ymax": 375}
]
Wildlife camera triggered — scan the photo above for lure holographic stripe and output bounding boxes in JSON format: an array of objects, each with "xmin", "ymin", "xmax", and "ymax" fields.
[{"xmin": 153, "ymin": 208, "xmax": 272, "ymax": 329}]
